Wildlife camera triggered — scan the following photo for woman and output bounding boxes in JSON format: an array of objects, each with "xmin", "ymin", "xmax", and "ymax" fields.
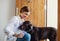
[{"xmin": 4, "ymin": 6, "xmax": 31, "ymax": 41}]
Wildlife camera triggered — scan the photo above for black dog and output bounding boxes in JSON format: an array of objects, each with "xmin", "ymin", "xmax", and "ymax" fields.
[{"xmin": 18, "ymin": 21, "xmax": 57, "ymax": 41}]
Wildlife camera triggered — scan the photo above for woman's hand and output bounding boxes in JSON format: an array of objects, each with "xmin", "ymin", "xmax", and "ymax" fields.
[
  {"xmin": 17, "ymin": 32, "xmax": 24, "ymax": 38},
  {"xmin": 13, "ymin": 32, "xmax": 24, "ymax": 38}
]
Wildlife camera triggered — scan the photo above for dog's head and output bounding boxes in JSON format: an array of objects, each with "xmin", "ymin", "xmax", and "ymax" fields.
[{"xmin": 18, "ymin": 21, "xmax": 33, "ymax": 32}]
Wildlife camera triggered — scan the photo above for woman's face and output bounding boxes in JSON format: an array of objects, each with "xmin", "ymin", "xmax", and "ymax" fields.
[{"xmin": 20, "ymin": 12, "xmax": 30, "ymax": 19}]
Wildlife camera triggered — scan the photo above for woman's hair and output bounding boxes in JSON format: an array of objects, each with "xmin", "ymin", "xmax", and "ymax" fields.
[{"xmin": 20, "ymin": 6, "xmax": 30, "ymax": 13}]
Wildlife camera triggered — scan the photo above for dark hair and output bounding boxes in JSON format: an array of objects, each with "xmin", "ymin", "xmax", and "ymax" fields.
[{"xmin": 20, "ymin": 6, "xmax": 30, "ymax": 13}]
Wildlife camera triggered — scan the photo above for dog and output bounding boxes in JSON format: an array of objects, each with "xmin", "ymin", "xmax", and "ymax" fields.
[{"xmin": 18, "ymin": 21, "xmax": 57, "ymax": 41}]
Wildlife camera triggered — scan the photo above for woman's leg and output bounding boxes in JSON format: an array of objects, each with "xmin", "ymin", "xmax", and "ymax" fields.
[
  {"xmin": 23, "ymin": 33, "xmax": 31, "ymax": 41},
  {"xmin": 16, "ymin": 38, "xmax": 24, "ymax": 41},
  {"xmin": 16, "ymin": 33, "xmax": 31, "ymax": 41}
]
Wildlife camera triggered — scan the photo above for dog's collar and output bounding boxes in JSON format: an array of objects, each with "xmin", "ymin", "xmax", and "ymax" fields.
[
  {"xmin": 28, "ymin": 25, "xmax": 33, "ymax": 32},
  {"xmin": 31, "ymin": 25, "xmax": 33, "ymax": 30}
]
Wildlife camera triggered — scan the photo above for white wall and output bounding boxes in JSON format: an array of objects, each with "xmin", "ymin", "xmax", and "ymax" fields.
[
  {"xmin": 0, "ymin": 0, "xmax": 16, "ymax": 41},
  {"xmin": 47, "ymin": 0, "xmax": 58, "ymax": 29}
]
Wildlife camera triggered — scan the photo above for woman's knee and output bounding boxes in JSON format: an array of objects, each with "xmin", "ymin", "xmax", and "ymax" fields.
[
  {"xmin": 27, "ymin": 33, "xmax": 31, "ymax": 39},
  {"xmin": 24, "ymin": 33, "xmax": 31, "ymax": 39}
]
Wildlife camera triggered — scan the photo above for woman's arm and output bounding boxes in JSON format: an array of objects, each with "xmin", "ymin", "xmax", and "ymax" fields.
[{"xmin": 4, "ymin": 16, "xmax": 24, "ymax": 38}]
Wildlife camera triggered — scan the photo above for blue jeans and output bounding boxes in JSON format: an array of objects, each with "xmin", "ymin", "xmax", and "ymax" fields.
[{"xmin": 16, "ymin": 32, "xmax": 31, "ymax": 41}]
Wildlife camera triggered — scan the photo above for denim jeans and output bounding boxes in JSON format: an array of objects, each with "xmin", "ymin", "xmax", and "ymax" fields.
[{"xmin": 16, "ymin": 32, "xmax": 31, "ymax": 41}]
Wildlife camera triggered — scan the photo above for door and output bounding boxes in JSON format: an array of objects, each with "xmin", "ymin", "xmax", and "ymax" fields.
[
  {"xmin": 16, "ymin": 0, "xmax": 45, "ymax": 27},
  {"xmin": 16, "ymin": 0, "xmax": 45, "ymax": 41},
  {"xmin": 58, "ymin": 0, "xmax": 60, "ymax": 41}
]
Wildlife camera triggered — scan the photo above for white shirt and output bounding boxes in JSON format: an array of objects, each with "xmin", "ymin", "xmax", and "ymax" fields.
[{"xmin": 4, "ymin": 15, "xmax": 25, "ymax": 40}]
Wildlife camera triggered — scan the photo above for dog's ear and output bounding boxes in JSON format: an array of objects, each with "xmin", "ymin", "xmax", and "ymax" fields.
[
  {"xmin": 23, "ymin": 21, "xmax": 31, "ymax": 25},
  {"xmin": 18, "ymin": 25, "xmax": 22, "ymax": 30},
  {"xmin": 18, "ymin": 25, "xmax": 26, "ymax": 30}
]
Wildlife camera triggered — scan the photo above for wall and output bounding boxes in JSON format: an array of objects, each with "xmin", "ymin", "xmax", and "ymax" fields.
[
  {"xmin": 0, "ymin": 0, "xmax": 16, "ymax": 41},
  {"xmin": 47, "ymin": 0, "xmax": 58, "ymax": 29}
]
